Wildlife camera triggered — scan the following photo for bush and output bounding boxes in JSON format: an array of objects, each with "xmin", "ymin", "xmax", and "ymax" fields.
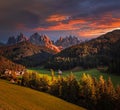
[{"xmin": 21, "ymin": 72, "xmax": 49, "ymax": 92}]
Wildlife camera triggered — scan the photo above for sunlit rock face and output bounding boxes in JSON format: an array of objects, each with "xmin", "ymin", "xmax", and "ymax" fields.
[
  {"xmin": 30, "ymin": 33, "xmax": 52, "ymax": 46},
  {"xmin": 30, "ymin": 33, "xmax": 60, "ymax": 52},
  {"xmin": 16, "ymin": 33, "xmax": 28, "ymax": 43}
]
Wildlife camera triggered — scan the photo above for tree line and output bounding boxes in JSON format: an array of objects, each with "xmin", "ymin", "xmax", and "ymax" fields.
[{"xmin": 19, "ymin": 72, "xmax": 120, "ymax": 110}]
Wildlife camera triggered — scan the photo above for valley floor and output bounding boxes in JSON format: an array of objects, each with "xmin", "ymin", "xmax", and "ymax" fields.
[{"xmin": 28, "ymin": 68, "xmax": 120, "ymax": 86}]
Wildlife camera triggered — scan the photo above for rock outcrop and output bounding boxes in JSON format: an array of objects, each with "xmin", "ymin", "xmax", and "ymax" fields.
[
  {"xmin": 55, "ymin": 36, "xmax": 81, "ymax": 49},
  {"xmin": 30, "ymin": 33, "xmax": 60, "ymax": 52}
]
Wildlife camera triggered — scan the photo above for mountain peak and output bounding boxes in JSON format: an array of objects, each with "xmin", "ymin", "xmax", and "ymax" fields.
[
  {"xmin": 34, "ymin": 32, "xmax": 39, "ymax": 36},
  {"xmin": 55, "ymin": 35, "xmax": 81, "ymax": 49},
  {"xmin": 59, "ymin": 36, "xmax": 63, "ymax": 41},
  {"xmin": 30, "ymin": 33, "xmax": 60, "ymax": 52},
  {"xmin": 16, "ymin": 33, "xmax": 28, "ymax": 43},
  {"xmin": 7, "ymin": 33, "xmax": 28, "ymax": 45},
  {"xmin": 30, "ymin": 33, "xmax": 52, "ymax": 45},
  {"xmin": 7, "ymin": 36, "xmax": 16, "ymax": 45}
]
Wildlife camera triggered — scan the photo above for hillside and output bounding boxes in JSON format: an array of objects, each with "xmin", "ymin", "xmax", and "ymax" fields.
[
  {"xmin": 45, "ymin": 29, "xmax": 120, "ymax": 71},
  {"xmin": 0, "ymin": 56, "xmax": 25, "ymax": 74},
  {"xmin": 0, "ymin": 41, "xmax": 57, "ymax": 67},
  {"xmin": 57, "ymin": 29, "xmax": 120, "ymax": 57},
  {"xmin": 0, "ymin": 79, "xmax": 86, "ymax": 110}
]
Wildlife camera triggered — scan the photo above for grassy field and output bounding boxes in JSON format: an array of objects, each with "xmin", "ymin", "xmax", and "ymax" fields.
[
  {"xmin": 0, "ymin": 79, "xmax": 86, "ymax": 110},
  {"xmin": 28, "ymin": 67, "xmax": 120, "ymax": 86},
  {"xmin": 28, "ymin": 67, "xmax": 51, "ymax": 75}
]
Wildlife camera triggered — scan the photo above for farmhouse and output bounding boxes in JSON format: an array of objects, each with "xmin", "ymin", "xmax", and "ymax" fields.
[{"xmin": 4, "ymin": 69, "xmax": 25, "ymax": 77}]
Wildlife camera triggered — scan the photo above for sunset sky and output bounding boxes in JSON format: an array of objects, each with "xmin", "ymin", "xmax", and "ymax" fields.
[{"xmin": 0, "ymin": 0, "xmax": 120, "ymax": 42}]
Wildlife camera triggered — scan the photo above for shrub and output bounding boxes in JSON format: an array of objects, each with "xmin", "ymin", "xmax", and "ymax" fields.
[{"xmin": 21, "ymin": 72, "xmax": 49, "ymax": 92}]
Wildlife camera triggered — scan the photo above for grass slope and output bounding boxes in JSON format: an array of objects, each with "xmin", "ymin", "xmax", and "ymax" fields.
[{"xmin": 0, "ymin": 79, "xmax": 86, "ymax": 110}]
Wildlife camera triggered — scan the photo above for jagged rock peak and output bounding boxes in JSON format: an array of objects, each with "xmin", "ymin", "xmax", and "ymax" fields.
[
  {"xmin": 29, "ymin": 33, "xmax": 60, "ymax": 52},
  {"xmin": 7, "ymin": 36, "xmax": 16, "ymax": 45},
  {"xmin": 55, "ymin": 35, "xmax": 81, "ymax": 48},
  {"xmin": 17, "ymin": 33, "xmax": 28, "ymax": 43},
  {"xmin": 59, "ymin": 36, "xmax": 63, "ymax": 41},
  {"xmin": 7, "ymin": 33, "xmax": 28, "ymax": 45},
  {"xmin": 30, "ymin": 33, "xmax": 52, "ymax": 46}
]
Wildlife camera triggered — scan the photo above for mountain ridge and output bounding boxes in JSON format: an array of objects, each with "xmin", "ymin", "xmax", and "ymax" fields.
[
  {"xmin": 55, "ymin": 36, "xmax": 81, "ymax": 49},
  {"xmin": 7, "ymin": 33, "xmax": 28, "ymax": 45},
  {"xmin": 0, "ymin": 41, "xmax": 57, "ymax": 67},
  {"xmin": 6, "ymin": 33, "xmax": 82, "ymax": 51},
  {"xmin": 45, "ymin": 29, "xmax": 120, "ymax": 70}
]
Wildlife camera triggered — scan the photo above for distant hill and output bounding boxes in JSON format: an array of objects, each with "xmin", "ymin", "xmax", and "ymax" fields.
[
  {"xmin": 55, "ymin": 36, "xmax": 81, "ymax": 49},
  {"xmin": 0, "ymin": 41, "xmax": 57, "ymax": 67},
  {"xmin": 0, "ymin": 56, "xmax": 25, "ymax": 74},
  {"xmin": 45, "ymin": 30, "xmax": 120, "ymax": 70},
  {"xmin": 0, "ymin": 79, "xmax": 86, "ymax": 110}
]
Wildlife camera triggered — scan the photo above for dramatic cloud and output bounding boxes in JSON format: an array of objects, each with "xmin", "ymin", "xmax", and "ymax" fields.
[{"xmin": 0, "ymin": 0, "xmax": 120, "ymax": 41}]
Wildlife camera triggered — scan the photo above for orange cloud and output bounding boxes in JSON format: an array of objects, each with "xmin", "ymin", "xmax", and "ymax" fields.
[
  {"xmin": 69, "ymin": 19, "xmax": 86, "ymax": 24},
  {"xmin": 34, "ymin": 23, "xmax": 78, "ymax": 31},
  {"xmin": 34, "ymin": 13, "xmax": 120, "ymax": 38},
  {"xmin": 78, "ymin": 29, "xmax": 108, "ymax": 38},
  {"xmin": 34, "ymin": 19, "xmax": 86, "ymax": 31},
  {"xmin": 46, "ymin": 15, "xmax": 67, "ymax": 22},
  {"xmin": 77, "ymin": 12, "xmax": 120, "ymax": 37},
  {"xmin": 78, "ymin": 19, "xmax": 120, "ymax": 38},
  {"xmin": 16, "ymin": 23, "xmax": 25, "ymax": 29}
]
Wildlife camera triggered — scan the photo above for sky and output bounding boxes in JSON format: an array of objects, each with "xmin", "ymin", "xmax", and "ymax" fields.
[{"xmin": 0, "ymin": 0, "xmax": 120, "ymax": 42}]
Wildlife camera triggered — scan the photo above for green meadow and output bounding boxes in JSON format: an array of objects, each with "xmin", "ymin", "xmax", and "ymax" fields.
[
  {"xmin": 0, "ymin": 79, "xmax": 86, "ymax": 110},
  {"xmin": 28, "ymin": 67, "xmax": 120, "ymax": 86}
]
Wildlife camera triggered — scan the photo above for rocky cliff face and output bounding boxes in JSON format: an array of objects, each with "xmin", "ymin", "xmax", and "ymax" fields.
[
  {"xmin": 7, "ymin": 36, "xmax": 16, "ymax": 45},
  {"xmin": 29, "ymin": 33, "xmax": 52, "ymax": 46},
  {"xmin": 6, "ymin": 33, "xmax": 82, "ymax": 52},
  {"xmin": 55, "ymin": 36, "xmax": 81, "ymax": 49},
  {"xmin": 7, "ymin": 33, "xmax": 28, "ymax": 45},
  {"xmin": 30, "ymin": 33, "xmax": 60, "ymax": 52},
  {"xmin": 16, "ymin": 33, "xmax": 28, "ymax": 43}
]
